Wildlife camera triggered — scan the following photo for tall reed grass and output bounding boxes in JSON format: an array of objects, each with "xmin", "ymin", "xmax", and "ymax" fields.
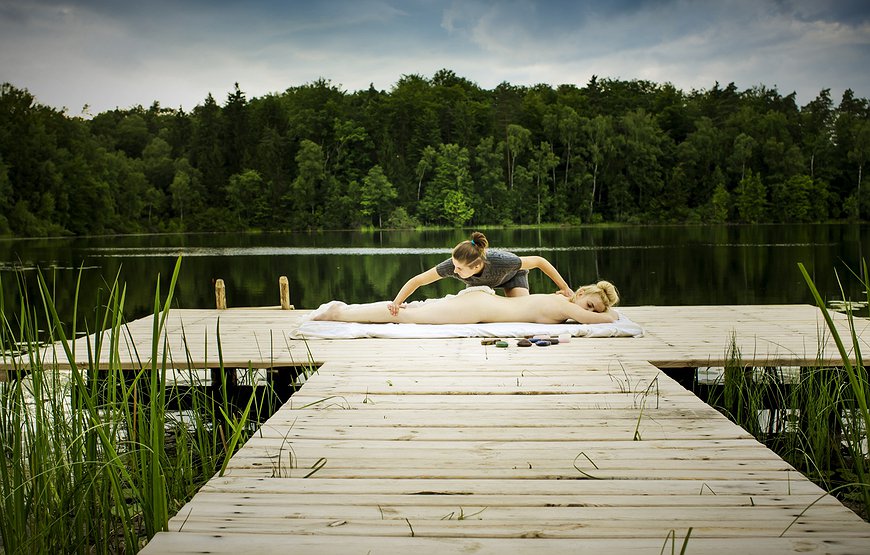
[
  {"xmin": 0, "ymin": 258, "xmax": 303, "ymax": 553},
  {"xmin": 703, "ymin": 262, "xmax": 869, "ymax": 519}
]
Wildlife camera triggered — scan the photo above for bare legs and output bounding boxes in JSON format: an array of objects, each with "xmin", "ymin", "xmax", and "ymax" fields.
[
  {"xmin": 315, "ymin": 301, "xmax": 396, "ymax": 323},
  {"xmin": 315, "ymin": 297, "xmax": 477, "ymax": 324}
]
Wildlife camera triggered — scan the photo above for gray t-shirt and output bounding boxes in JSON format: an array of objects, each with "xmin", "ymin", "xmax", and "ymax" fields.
[{"xmin": 435, "ymin": 250, "xmax": 528, "ymax": 289}]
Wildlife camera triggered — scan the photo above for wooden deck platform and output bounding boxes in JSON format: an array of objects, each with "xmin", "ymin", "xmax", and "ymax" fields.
[{"xmin": 34, "ymin": 304, "xmax": 870, "ymax": 553}]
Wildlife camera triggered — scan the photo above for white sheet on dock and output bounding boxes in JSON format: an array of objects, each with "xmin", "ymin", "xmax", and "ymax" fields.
[{"xmin": 289, "ymin": 309, "xmax": 644, "ymax": 340}]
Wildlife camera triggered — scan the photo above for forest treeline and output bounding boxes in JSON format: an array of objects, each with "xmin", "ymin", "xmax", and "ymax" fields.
[{"xmin": 1, "ymin": 69, "xmax": 869, "ymax": 237}]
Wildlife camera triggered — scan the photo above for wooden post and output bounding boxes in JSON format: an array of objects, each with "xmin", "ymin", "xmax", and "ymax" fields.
[
  {"xmin": 279, "ymin": 276, "xmax": 293, "ymax": 309},
  {"xmin": 215, "ymin": 279, "xmax": 227, "ymax": 310}
]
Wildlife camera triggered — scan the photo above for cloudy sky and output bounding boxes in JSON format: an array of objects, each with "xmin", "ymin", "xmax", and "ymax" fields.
[{"xmin": 1, "ymin": 0, "xmax": 868, "ymax": 115}]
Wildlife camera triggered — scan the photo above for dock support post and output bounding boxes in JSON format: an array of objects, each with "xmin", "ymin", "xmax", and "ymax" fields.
[
  {"xmin": 279, "ymin": 276, "xmax": 293, "ymax": 309},
  {"xmin": 215, "ymin": 279, "xmax": 227, "ymax": 310}
]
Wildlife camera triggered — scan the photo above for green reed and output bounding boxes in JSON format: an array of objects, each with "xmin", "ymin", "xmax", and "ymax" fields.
[
  {"xmin": 703, "ymin": 262, "xmax": 870, "ymax": 519},
  {"xmin": 0, "ymin": 258, "xmax": 289, "ymax": 553},
  {"xmin": 799, "ymin": 261, "xmax": 870, "ymax": 513}
]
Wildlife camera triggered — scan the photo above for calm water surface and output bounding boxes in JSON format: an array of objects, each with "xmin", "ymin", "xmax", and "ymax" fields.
[{"xmin": 1, "ymin": 224, "xmax": 867, "ymax": 329}]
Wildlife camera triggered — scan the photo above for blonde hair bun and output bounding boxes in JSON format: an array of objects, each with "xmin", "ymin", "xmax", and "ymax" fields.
[
  {"xmin": 572, "ymin": 280, "xmax": 620, "ymax": 308},
  {"xmin": 596, "ymin": 280, "xmax": 619, "ymax": 307}
]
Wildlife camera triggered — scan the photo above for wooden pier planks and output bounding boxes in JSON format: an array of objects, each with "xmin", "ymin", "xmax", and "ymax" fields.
[{"xmin": 10, "ymin": 303, "xmax": 870, "ymax": 552}]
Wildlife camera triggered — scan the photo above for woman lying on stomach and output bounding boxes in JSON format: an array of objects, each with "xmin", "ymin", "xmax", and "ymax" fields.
[{"xmin": 312, "ymin": 281, "xmax": 620, "ymax": 325}]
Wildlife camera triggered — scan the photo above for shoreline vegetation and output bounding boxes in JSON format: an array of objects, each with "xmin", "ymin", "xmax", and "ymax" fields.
[
  {"xmin": 0, "ymin": 259, "xmax": 317, "ymax": 553},
  {"xmin": 0, "ymin": 219, "xmax": 864, "ymax": 242},
  {"xmin": 1, "ymin": 69, "xmax": 869, "ymax": 239}
]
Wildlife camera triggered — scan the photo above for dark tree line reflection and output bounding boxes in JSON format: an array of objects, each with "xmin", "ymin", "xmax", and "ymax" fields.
[{"xmin": 1, "ymin": 225, "xmax": 867, "ymax": 336}]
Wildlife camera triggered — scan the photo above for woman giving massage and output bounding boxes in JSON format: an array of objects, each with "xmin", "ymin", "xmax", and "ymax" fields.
[
  {"xmin": 312, "ymin": 281, "xmax": 620, "ymax": 325},
  {"xmin": 387, "ymin": 231, "xmax": 573, "ymax": 316}
]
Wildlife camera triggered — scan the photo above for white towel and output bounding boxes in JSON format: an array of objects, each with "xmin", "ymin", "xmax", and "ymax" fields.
[{"xmin": 290, "ymin": 301, "xmax": 644, "ymax": 340}]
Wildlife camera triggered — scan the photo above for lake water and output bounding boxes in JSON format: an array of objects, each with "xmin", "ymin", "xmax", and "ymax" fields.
[{"xmin": 1, "ymin": 224, "xmax": 868, "ymax": 331}]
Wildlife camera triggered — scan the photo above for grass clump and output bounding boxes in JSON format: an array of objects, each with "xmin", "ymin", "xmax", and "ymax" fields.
[
  {"xmin": 0, "ymin": 258, "xmax": 291, "ymax": 553},
  {"xmin": 701, "ymin": 261, "xmax": 870, "ymax": 520}
]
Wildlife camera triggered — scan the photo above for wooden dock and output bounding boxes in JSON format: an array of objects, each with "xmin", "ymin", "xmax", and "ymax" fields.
[{"xmin": 42, "ymin": 304, "xmax": 870, "ymax": 553}]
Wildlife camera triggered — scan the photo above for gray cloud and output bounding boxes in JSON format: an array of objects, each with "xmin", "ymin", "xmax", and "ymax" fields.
[{"xmin": 0, "ymin": 0, "xmax": 867, "ymax": 114}]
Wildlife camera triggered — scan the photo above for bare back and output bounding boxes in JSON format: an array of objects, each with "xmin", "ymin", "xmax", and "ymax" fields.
[{"xmin": 432, "ymin": 292, "xmax": 570, "ymax": 323}]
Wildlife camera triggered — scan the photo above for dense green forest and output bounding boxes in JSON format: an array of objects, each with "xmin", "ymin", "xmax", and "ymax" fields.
[{"xmin": 1, "ymin": 69, "xmax": 868, "ymax": 237}]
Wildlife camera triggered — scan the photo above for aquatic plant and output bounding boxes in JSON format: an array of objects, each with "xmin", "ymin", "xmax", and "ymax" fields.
[
  {"xmin": 0, "ymin": 258, "xmax": 305, "ymax": 553},
  {"xmin": 799, "ymin": 261, "xmax": 870, "ymax": 515},
  {"xmin": 701, "ymin": 262, "xmax": 870, "ymax": 520}
]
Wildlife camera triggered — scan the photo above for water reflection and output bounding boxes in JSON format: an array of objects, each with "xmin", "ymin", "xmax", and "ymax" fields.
[{"xmin": 0, "ymin": 224, "xmax": 867, "ymax": 333}]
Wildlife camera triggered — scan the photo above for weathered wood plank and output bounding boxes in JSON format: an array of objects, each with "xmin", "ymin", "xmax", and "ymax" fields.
[
  {"xmin": 165, "ymin": 491, "xmax": 845, "ymax": 509},
  {"xmin": 164, "ymin": 516, "xmax": 869, "ymax": 538},
  {"xmin": 217, "ymin": 468, "xmax": 804, "ymax": 480},
  {"xmin": 197, "ymin": 476, "xmax": 830, "ymax": 497},
  {"xmin": 141, "ymin": 533, "xmax": 870, "ymax": 555}
]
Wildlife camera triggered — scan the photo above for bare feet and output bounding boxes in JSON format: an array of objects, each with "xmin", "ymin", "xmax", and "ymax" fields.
[{"xmin": 311, "ymin": 301, "xmax": 345, "ymax": 321}]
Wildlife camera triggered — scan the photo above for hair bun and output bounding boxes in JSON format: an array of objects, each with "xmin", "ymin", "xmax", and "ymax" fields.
[
  {"xmin": 596, "ymin": 280, "xmax": 619, "ymax": 306},
  {"xmin": 470, "ymin": 231, "xmax": 489, "ymax": 250}
]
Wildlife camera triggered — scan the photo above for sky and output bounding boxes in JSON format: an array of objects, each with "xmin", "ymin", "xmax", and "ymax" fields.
[{"xmin": 1, "ymin": 0, "xmax": 869, "ymax": 116}]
